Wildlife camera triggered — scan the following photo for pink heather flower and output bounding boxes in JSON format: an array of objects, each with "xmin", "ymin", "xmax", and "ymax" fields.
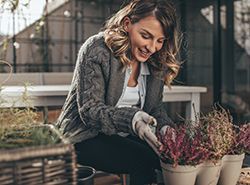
[{"xmin": 157, "ymin": 124, "xmax": 209, "ymax": 167}]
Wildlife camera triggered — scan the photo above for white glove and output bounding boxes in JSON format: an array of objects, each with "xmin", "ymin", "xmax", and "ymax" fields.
[
  {"xmin": 132, "ymin": 111, "xmax": 161, "ymax": 151},
  {"xmin": 160, "ymin": 125, "xmax": 171, "ymax": 135},
  {"xmin": 160, "ymin": 125, "xmax": 176, "ymax": 141}
]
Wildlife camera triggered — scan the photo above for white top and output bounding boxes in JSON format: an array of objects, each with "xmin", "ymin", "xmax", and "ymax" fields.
[
  {"xmin": 115, "ymin": 63, "xmax": 150, "ymax": 109},
  {"xmin": 116, "ymin": 67, "xmax": 141, "ymax": 137},
  {"xmin": 117, "ymin": 85, "xmax": 139, "ymax": 108}
]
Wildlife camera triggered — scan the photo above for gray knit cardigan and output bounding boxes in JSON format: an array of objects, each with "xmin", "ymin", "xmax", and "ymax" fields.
[{"xmin": 56, "ymin": 32, "xmax": 173, "ymax": 144}]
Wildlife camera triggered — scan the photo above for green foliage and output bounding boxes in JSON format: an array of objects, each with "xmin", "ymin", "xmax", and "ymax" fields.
[
  {"xmin": 0, "ymin": 82, "xmax": 38, "ymax": 139},
  {"xmin": 0, "ymin": 88, "xmax": 62, "ymax": 148},
  {"xmin": 0, "ymin": 125, "xmax": 61, "ymax": 149},
  {"xmin": 0, "ymin": 62, "xmax": 62, "ymax": 148}
]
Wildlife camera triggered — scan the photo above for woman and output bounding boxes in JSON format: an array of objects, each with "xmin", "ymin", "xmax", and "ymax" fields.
[{"xmin": 57, "ymin": 0, "xmax": 181, "ymax": 184}]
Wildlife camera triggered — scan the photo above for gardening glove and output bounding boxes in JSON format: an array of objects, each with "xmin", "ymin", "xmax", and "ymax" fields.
[
  {"xmin": 132, "ymin": 111, "xmax": 162, "ymax": 153},
  {"xmin": 160, "ymin": 125, "xmax": 176, "ymax": 141},
  {"xmin": 160, "ymin": 125, "xmax": 175, "ymax": 135}
]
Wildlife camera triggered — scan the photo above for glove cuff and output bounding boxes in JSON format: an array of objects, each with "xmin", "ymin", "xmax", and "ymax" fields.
[{"xmin": 132, "ymin": 111, "xmax": 143, "ymax": 134}]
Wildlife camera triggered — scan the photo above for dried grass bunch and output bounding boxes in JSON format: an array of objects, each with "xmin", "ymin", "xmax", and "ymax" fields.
[
  {"xmin": 0, "ymin": 87, "xmax": 37, "ymax": 133},
  {"xmin": 0, "ymin": 61, "xmax": 61, "ymax": 149},
  {"xmin": 199, "ymin": 106, "xmax": 235, "ymax": 161},
  {"xmin": 0, "ymin": 86, "xmax": 61, "ymax": 149}
]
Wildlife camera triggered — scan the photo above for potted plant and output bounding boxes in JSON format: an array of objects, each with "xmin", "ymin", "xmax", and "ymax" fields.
[
  {"xmin": 157, "ymin": 106, "xmax": 241, "ymax": 185},
  {"xmin": 157, "ymin": 122, "xmax": 208, "ymax": 185},
  {"xmin": 228, "ymin": 123, "xmax": 250, "ymax": 155},
  {"xmin": 218, "ymin": 122, "xmax": 250, "ymax": 185},
  {"xmin": 199, "ymin": 106, "xmax": 235, "ymax": 162},
  {"xmin": 0, "ymin": 73, "xmax": 77, "ymax": 184},
  {"xmin": 196, "ymin": 107, "xmax": 236, "ymax": 185},
  {"xmin": 195, "ymin": 106, "xmax": 249, "ymax": 185}
]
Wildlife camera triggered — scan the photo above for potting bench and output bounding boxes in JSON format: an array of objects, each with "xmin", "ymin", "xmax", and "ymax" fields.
[{"xmin": 0, "ymin": 83, "xmax": 207, "ymax": 122}]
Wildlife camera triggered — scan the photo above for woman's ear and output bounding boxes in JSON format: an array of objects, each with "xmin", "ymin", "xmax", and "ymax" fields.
[{"xmin": 123, "ymin": 17, "xmax": 131, "ymax": 32}]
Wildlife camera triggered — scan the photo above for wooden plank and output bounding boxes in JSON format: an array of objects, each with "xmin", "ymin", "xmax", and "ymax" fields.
[
  {"xmin": 0, "ymin": 72, "xmax": 73, "ymax": 86},
  {"xmin": 42, "ymin": 72, "xmax": 73, "ymax": 85},
  {"xmin": 0, "ymin": 73, "xmax": 43, "ymax": 86}
]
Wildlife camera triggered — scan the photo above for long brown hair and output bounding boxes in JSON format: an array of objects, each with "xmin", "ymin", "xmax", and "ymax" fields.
[{"xmin": 104, "ymin": 0, "xmax": 181, "ymax": 87}]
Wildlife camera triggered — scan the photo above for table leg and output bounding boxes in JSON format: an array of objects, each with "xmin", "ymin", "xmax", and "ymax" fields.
[
  {"xmin": 186, "ymin": 93, "xmax": 200, "ymax": 121},
  {"xmin": 43, "ymin": 106, "xmax": 48, "ymax": 124}
]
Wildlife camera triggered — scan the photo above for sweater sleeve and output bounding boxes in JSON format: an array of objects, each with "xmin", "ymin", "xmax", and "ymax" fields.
[
  {"xmin": 146, "ymin": 81, "xmax": 175, "ymax": 131},
  {"xmin": 150, "ymin": 102, "xmax": 175, "ymax": 131},
  {"xmin": 75, "ymin": 47, "xmax": 140, "ymax": 135}
]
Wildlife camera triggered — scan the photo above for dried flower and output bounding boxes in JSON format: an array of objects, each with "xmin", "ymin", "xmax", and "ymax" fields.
[
  {"xmin": 157, "ymin": 123, "xmax": 209, "ymax": 167},
  {"xmin": 158, "ymin": 105, "xmax": 249, "ymax": 168},
  {"xmin": 199, "ymin": 106, "xmax": 235, "ymax": 161},
  {"xmin": 229, "ymin": 123, "xmax": 250, "ymax": 155}
]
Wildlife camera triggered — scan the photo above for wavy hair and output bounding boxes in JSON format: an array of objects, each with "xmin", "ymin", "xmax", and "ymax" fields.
[{"xmin": 104, "ymin": 0, "xmax": 181, "ymax": 86}]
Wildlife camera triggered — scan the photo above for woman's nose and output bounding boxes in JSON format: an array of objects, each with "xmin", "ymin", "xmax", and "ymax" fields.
[{"xmin": 146, "ymin": 41, "xmax": 157, "ymax": 53}]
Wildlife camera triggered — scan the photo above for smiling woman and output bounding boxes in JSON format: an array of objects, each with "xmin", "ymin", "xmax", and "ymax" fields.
[
  {"xmin": 56, "ymin": 0, "xmax": 181, "ymax": 184},
  {"xmin": 123, "ymin": 15, "xmax": 165, "ymax": 63}
]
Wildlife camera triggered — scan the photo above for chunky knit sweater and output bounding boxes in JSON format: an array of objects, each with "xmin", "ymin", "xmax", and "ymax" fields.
[{"xmin": 56, "ymin": 32, "xmax": 173, "ymax": 144}]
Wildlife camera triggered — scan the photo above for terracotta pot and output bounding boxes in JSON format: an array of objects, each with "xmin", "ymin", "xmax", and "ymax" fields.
[
  {"xmin": 196, "ymin": 160, "xmax": 222, "ymax": 185},
  {"xmin": 217, "ymin": 153, "xmax": 245, "ymax": 185},
  {"xmin": 160, "ymin": 161, "xmax": 199, "ymax": 185}
]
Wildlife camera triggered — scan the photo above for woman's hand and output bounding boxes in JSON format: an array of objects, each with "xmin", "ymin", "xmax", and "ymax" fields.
[{"xmin": 132, "ymin": 111, "xmax": 162, "ymax": 150}]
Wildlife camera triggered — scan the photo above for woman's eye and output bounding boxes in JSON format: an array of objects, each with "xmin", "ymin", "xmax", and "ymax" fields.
[
  {"xmin": 141, "ymin": 34, "xmax": 150, "ymax": 39},
  {"xmin": 158, "ymin": 40, "xmax": 164, "ymax": 44}
]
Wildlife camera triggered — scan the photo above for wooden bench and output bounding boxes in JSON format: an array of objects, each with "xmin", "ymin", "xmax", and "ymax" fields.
[
  {"xmin": 0, "ymin": 72, "xmax": 73, "ymax": 86},
  {"xmin": 1, "ymin": 73, "xmax": 207, "ymax": 123},
  {"xmin": 0, "ymin": 72, "xmax": 74, "ymax": 123}
]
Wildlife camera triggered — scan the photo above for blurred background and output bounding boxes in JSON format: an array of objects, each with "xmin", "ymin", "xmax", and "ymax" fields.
[{"xmin": 0, "ymin": 0, "xmax": 249, "ymax": 124}]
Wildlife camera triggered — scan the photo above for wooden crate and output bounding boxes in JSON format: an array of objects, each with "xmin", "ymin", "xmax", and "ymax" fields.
[{"xmin": 0, "ymin": 125, "xmax": 77, "ymax": 185}]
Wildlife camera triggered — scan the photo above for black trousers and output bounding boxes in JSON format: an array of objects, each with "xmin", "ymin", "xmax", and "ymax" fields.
[{"xmin": 74, "ymin": 133, "xmax": 161, "ymax": 185}]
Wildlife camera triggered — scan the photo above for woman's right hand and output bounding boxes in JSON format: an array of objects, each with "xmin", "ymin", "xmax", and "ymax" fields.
[{"xmin": 132, "ymin": 111, "xmax": 162, "ymax": 150}]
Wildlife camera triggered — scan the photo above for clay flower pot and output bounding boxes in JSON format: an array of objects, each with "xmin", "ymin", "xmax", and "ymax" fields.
[
  {"xmin": 196, "ymin": 160, "xmax": 222, "ymax": 185},
  {"xmin": 217, "ymin": 153, "xmax": 245, "ymax": 185},
  {"xmin": 160, "ymin": 161, "xmax": 199, "ymax": 185}
]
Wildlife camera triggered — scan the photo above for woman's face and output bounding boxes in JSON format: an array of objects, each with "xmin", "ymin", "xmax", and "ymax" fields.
[{"xmin": 124, "ymin": 15, "xmax": 165, "ymax": 62}]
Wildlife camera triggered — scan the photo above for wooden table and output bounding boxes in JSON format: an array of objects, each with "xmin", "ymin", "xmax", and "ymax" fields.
[{"xmin": 0, "ymin": 85, "xmax": 207, "ymax": 122}]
